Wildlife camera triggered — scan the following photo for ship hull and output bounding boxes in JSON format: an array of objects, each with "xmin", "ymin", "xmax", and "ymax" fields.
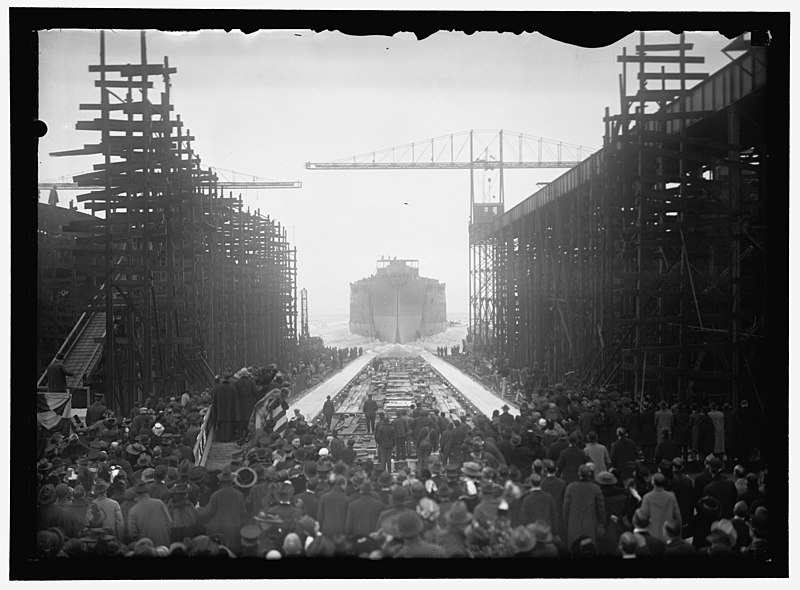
[{"xmin": 350, "ymin": 271, "xmax": 446, "ymax": 344}]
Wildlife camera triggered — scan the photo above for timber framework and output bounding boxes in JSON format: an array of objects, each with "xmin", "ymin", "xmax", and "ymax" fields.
[
  {"xmin": 468, "ymin": 33, "xmax": 769, "ymax": 409},
  {"xmin": 37, "ymin": 31, "xmax": 297, "ymax": 413}
]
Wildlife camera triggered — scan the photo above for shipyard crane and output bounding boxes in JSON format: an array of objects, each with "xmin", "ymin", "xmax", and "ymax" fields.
[
  {"xmin": 38, "ymin": 166, "xmax": 301, "ymax": 205},
  {"xmin": 306, "ymin": 129, "xmax": 596, "ymax": 224}
]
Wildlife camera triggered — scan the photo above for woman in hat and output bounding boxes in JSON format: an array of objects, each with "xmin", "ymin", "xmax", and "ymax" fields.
[
  {"xmin": 199, "ymin": 465, "xmax": 246, "ymax": 554},
  {"xmin": 166, "ymin": 481, "xmax": 203, "ymax": 542}
]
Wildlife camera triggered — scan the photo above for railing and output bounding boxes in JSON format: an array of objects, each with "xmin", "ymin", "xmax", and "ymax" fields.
[
  {"xmin": 193, "ymin": 406, "xmax": 214, "ymax": 467},
  {"xmin": 37, "ymin": 311, "xmax": 91, "ymax": 388}
]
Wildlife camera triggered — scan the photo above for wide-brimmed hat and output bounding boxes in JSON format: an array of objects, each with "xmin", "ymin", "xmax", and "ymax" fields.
[
  {"xmin": 444, "ymin": 501, "xmax": 472, "ymax": 526},
  {"xmin": 595, "ymin": 471, "xmax": 618, "ymax": 486},
  {"xmin": 234, "ymin": 467, "xmax": 257, "ymax": 489},
  {"xmin": 393, "ymin": 512, "xmax": 423, "ymax": 539},
  {"xmin": 37, "ymin": 484, "xmax": 57, "ymax": 506},
  {"xmin": 126, "ymin": 443, "xmax": 144, "ymax": 456},
  {"xmin": 134, "ymin": 480, "xmax": 149, "ymax": 494},
  {"xmin": 391, "ymin": 485, "xmax": 410, "ymax": 506},
  {"xmin": 140, "ymin": 468, "xmax": 155, "ymax": 483},
  {"xmin": 460, "ymin": 462, "xmax": 482, "ymax": 478},
  {"xmin": 511, "ymin": 526, "xmax": 537, "ymax": 553},
  {"xmin": 429, "ymin": 461, "xmax": 443, "ymax": 474},
  {"xmin": 37, "ymin": 458, "xmax": 53, "ymax": 473},
  {"xmin": 255, "ymin": 447, "xmax": 270, "ymax": 462},
  {"xmin": 178, "ymin": 459, "xmax": 192, "ymax": 476},
  {"xmin": 377, "ymin": 472, "xmax": 393, "ymax": 487},
  {"xmin": 254, "ymin": 510, "xmax": 283, "ymax": 525},
  {"xmin": 316, "ymin": 462, "xmax": 331, "ymax": 474}
]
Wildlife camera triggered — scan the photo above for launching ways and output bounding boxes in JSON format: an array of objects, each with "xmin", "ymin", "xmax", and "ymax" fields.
[{"xmin": 200, "ymin": 349, "xmax": 518, "ymax": 471}]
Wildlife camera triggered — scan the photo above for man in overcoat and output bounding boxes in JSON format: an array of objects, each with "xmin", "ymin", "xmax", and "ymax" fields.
[{"xmin": 562, "ymin": 463, "xmax": 605, "ymax": 547}]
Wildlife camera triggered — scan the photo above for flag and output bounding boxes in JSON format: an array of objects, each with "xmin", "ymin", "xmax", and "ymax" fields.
[
  {"xmin": 37, "ymin": 392, "xmax": 72, "ymax": 430},
  {"xmin": 248, "ymin": 389, "xmax": 288, "ymax": 435}
]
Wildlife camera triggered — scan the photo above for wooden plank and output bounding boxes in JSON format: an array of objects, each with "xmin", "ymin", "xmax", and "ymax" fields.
[
  {"xmin": 93, "ymin": 79, "xmax": 154, "ymax": 89},
  {"xmin": 617, "ymin": 55, "xmax": 705, "ymax": 63},
  {"xmin": 88, "ymin": 64, "xmax": 177, "ymax": 75},
  {"xmin": 638, "ymin": 72, "xmax": 708, "ymax": 80},
  {"xmin": 634, "ymin": 42, "xmax": 694, "ymax": 52}
]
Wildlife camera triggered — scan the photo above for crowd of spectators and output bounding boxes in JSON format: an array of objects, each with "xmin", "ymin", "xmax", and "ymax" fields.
[{"xmin": 35, "ymin": 374, "xmax": 771, "ymax": 564}]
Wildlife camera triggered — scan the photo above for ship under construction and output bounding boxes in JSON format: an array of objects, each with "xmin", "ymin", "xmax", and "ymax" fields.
[{"xmin": 349, "ymin": 258, "xmax": 447, "ymax": 344}]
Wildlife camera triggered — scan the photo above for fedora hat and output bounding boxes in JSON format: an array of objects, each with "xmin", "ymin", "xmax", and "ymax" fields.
[
  {"xmin": 460, "ymin": 462, "xmax": 482, "ymax": 478},
  {"xmin": 134, "ymin": 480, "xmax": 149, "ymax": 494},
  {"xmin": 189, "ymin": 466, "xmax": 207, "ymax": 484},
  {"xmin": 393, "ymin": 512, "xmax": 423, "ymax": 540},
  {"xmin": 391, "ymin": 485, "xmax": 410, "ymax": 506},
  {"xmin": 37, "ymin": 484, "xmax": 57, "ymax": 506},
  {"xmin": 37, "ymin": 458, "xmax": 53, "ymax": 473},
  {"xmin": 511, "ymin": 526, "xmax": 537, "ymax": 553},
  {"xmin": 595, "ymin": 471, "xmax": 618, "ymax": 486},
  {"xmin": 92, "ymin": 479, "xmax": 110, "ymax": 495},
  {"xmin": 140, "ymin": 468, "xmax": 155, "ymax": 484},
  {"xmin": 429, "ymin": 461, "xmax": 443, "ymax": 474},
  {"xmin": 377, "ymin": 472, "xmax": 393, "ymax": 487},
  {"xmin": 444, "ymin": 501, "xmax": 473, "ymax": 526},
  {"xmin": 234, "ymin": 467, "xmax": 257, "ymax": 489}
]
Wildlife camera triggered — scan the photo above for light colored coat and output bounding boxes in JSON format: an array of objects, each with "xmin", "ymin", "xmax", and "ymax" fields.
[
  {"xmin": 640, "ymin": 486, "xmax": 681, "ymax": 541},
  {"xmin": 89, "ymin": 495, "xmax": 124, "ymax": 540}
]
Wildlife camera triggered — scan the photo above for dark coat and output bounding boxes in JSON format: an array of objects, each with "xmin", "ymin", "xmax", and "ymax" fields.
[
  {"xmin": 672, "ymin": 409, "xmax": 691, "ymax": 446},
  {"xmin": 563, "ymin": 480, "xmax": 605, "ymax": 546},
  {"xmin": 210, "ymin": 381, "xmax": 238, "ymax": 442},
  {"xmin": 703, "ymin": 475, "xmax": 738, "ymax": 519},
  {"xmin": 375, "ymin": 422, "xmax": 395, "ymax": 449},
  {"xmin": 664, "ymin": 537, "xmax": 697, "ymax": 557},
  {"xmin": 201, "ymin": 483, "xmax": 246, "ymax": 554},
  {"xmin": 127, "ymin": 495, "xmax": 173, "ymax": 547},
  {"xmin": 234, "ymin": 376, "xmax": 260, "ymax": 423},
  {"xmin": 693, "ymin": 468, "xmax": 714, "ymax": 505},
  {"xmin": 519, "ymin": 489, "xmax": 560, "ymax": 536},
  {"xmin": 46, "ymin": 360, "xmax": 74, "ymax": 392},
  {"xmin": 86, "ymin": 401, "xmax": 108, "ymax": 426},
  {"xmin": 293, "ymin": 490, "xmax": 319, "ymax": 519},
  {"xmin": 316, "ymin": 486, "xmax": 349, "ymax": 538},
  {"xmin": 672, "ymin": 473, "xmax": 695, "ymax": 527},
  {"xmin": 322, "ymin": 400, "xmax": 335, "ymax": 416},
  {"xmin": 610, "ymin": 437, "xmax": 638, "ymax": 481},
  {"xmin": 392, "ymin": 416, "xmax": 408, "ymax": 438},
  {"xmin": 541, "ymin": 474, "xmax": 567, "ymax": 527},
  {"xmin": 557, "ymin": 446, "xmax": 588, "ymax": 484},
  {"xmin": 345, "ymin": 492, "xmax": 385, "ymax": 538}
]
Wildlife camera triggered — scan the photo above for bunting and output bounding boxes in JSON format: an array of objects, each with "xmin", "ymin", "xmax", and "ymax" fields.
[{"xmin": 37, "ymin": 392, "xmax": 72, "ymax": 430}]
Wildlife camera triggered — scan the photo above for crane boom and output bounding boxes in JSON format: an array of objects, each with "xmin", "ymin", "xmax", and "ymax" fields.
[
  {"xmin": 306, "ymin": 161, "xmax": 579, "ymax": 170},
  {"xmin": 38, "ymin": 180, "xmax": 301, "ymax": 190}
]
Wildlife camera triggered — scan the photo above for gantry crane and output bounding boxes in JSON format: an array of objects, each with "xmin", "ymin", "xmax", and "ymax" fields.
[
  {"xmin": 306, "ymin": 129, "xmax": 595, "ymax": 224},
  {"xmin": 306, "ymin": 129, "xmax": 597, "ymax": 349}
]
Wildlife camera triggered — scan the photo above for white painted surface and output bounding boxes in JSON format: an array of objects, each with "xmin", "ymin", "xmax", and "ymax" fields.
[
  {"xmin": 420, "ymin": 351, "xmax": 520, "ymax": 418},
  {"xmin": 290, "ymin": 353, "xmax": 375, "ymax": 421}
]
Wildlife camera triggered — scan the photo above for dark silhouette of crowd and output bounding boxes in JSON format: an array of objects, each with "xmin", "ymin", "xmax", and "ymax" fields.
[{"xmin": 35, "ymin": 376, "xmax": 771, "ymax": 564}]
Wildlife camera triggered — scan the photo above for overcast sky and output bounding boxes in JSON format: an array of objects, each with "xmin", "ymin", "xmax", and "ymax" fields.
[{"xmin": 38, "ymin": 28, "xmax": 734, "ymax": 318}]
